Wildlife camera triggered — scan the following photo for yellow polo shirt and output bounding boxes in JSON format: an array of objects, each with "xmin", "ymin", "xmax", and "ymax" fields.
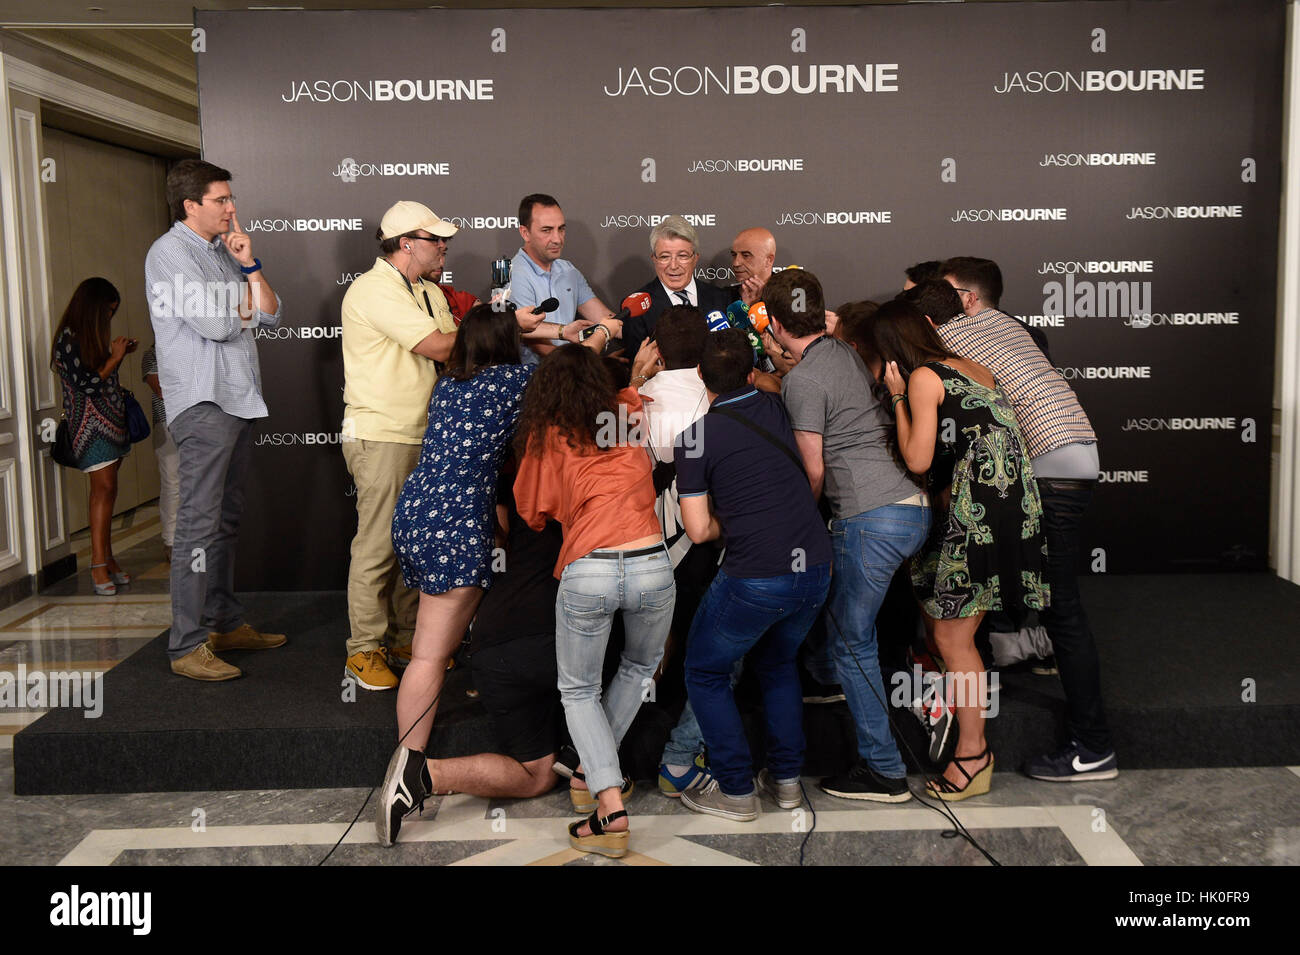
[{"xmin": 341, "ymin": 258, "xmax": 456, "ymax": 444}]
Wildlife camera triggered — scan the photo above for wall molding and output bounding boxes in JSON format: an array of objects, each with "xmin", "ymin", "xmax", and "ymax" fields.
[{"xmin": 3, "ymin": 54, "xmax": 198, "ymax": 150}]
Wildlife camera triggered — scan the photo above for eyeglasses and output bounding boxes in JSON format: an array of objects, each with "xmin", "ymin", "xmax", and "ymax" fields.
[
  {"xmin": 654, "ymin": 251, "xmax": 697, "ymax": 264},
  {"xmin": 409, "ymin": 234, "xmax": 450, "ymax": 245},
  {"xmin": 203, "ymin": 195, "xmax": 236, "ymax": 206}
]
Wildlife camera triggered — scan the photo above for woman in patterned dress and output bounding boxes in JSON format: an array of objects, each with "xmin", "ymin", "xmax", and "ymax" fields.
[
  {"xmin": 387, "ymin": 304, "xmax": 534, "ymax": 756},
  {"xmin": 874, "ymin": 300, "xmax": 1049, "ymax": 801},
  {"xmin": 50, "ymin": 277, "xmax": 137, "ymax": 596},
  {"xmin": 377, "ymin": 306, "xmax": 622, "ymax": 847}
]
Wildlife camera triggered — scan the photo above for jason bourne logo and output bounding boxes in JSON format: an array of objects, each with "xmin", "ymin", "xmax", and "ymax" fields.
[
  {"xmin": 952, "ymin": 208, "xmax": 1066, "ymax": 223},
  {"xmin": 333, "ymin": 158, "xmax": 450, "ymax": 182},
  {"xmin": 776, "ymin": 210, "xmax": 891, "ymax": 225},
  {"xmin": 244, "ymin": 218, "xmax": 363, "ymax": 232},
  {"xmin": 603, "ymin": 63, "xmax": 898, "ymax": 96},
  {"xmin": 688, "ymin": 158, "xmax": 804, "ymax": 173},
  {"xmin": 602, "ymin": 213, "xmax": 717, "ymax": 229},
  {"xmin": 281, "ymin": 78, "xmax": 493, "ymax": 102},
  {"xmin": 1126, "ymin": 205, "xmax": 1242, "ymax": 219},
  {"xmin": 256, "ymin": 432, "xmax": 344, "ymax": 446},
  {"xmin": 1057, "ymin": 365, "xmax": 1151, "ymax": 380},
  {"xmin": 1040, "ymin": 152, "xmax": 1156, "ymax": 167},
  {"xmin": 1126, "ymin": 312, "xmax": 1239, "ymax": 327},
  {"xmin": 445, "ymin": 216, "xmax": 518, "ymax": 230},
  {"xmin": 254, "ymin": 326, "xmax": 342, "ymax": 340},
  {"xmin": 994, "ymin": 68, "xmax": 1204, "ymax": 93},
  {"xmin": 1099, "ymin": 470, "xmax": 1149, "ymax": 483},
  {"xmin": 1039, "ymin": 261, "xmax": 1152, "ymax": 274},
  {"xmin": 1122, "ymin": 417, "xmax": 1237, "ymax": 431}
]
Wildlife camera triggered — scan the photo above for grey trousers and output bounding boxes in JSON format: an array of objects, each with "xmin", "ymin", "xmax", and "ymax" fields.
[{"xmin": 166, "ymin": 402, "xmax": 254, "ymax": 659}]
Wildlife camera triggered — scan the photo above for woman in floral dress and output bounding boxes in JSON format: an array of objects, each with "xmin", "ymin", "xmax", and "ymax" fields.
[{"xmin": 873, "ymin": 299, "xmax": 1049, "ymax": 801}]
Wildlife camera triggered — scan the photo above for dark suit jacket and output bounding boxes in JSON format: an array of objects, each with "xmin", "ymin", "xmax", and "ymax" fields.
[{"xmin": 621, "ymin": 279, "xmax": 733, "ymax": 360}]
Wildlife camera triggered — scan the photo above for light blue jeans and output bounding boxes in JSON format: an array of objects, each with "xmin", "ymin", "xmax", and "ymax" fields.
[
  {"xmin": 555, "ymin": 546, "xmax": 676, "ymax": 796},
  {"xmin": 826, "ymin": 503, "xmax": 931, "ymax": 779}
]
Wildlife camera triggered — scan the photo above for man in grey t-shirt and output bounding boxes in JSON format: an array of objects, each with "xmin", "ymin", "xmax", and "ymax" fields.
[{"xmin": 766, "ymin": 268, "xmax": 931, "ymax": 803}]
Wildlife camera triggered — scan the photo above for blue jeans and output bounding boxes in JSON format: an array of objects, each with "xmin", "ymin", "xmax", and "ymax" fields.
[
  {"xmin": 826, "ymin": 503, "xmax": 931, "ymax": 778},
  {"xmin": 554, "ymin": 546, "xmax": 676, "ymax": 796},
  {"xmin": 660, "ymin": 659, "xmax": 743, "ymax": 767},
  {"xmin": 685, "ymin": 564, "xmax": 831, "ymax": 796}
]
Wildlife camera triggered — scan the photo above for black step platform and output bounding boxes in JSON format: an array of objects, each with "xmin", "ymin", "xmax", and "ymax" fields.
[{"xmin": 13, "ymin": 573, "xmax": 1300, "ymax": 795}]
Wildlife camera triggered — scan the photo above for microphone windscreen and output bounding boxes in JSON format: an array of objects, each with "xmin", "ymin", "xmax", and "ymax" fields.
[
  {"xmin": 535, "ymin": 297, "xmax": 560, "ymax": 313},
  {"xmin": 620, "ymin": 291, "xmax": 653, "ymax": 317}
]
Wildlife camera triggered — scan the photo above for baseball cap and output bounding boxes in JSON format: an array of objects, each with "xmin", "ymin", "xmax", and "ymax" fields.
[{"xmin": 379, "ymin": 200, "xmax": 458, "ymax": 240}]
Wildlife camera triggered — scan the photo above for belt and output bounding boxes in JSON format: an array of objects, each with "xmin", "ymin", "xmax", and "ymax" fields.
[
  {"xmin": 585, "ymin": 543, "xmax": 667, "ymax": 560},
  {"xmin": 895, "ymin": 491, "xmax": 930, "ymax": 507},
  {"xmin": 1036, "ymin": 478, "xmax": 1095, "ymax": 490}
]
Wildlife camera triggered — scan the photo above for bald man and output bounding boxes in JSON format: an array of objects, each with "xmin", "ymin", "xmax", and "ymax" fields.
[{"xmin": 726, "ymin": 227, "xmax": 776, "ymax": 306}]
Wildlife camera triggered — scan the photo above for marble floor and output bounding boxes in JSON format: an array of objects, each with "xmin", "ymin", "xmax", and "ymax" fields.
[{"xmin": 2, "ymin": 504, "xmax": 1297, "ymax": 866}]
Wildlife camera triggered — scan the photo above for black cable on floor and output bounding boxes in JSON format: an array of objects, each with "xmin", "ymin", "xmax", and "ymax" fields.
[
  {"xmin": 822, "ymin": 605, "xmax": 1001, "ymax": 867},
  {"xmin": 317, "ymin": 682, "xmax": 443, "ymax": 866}
]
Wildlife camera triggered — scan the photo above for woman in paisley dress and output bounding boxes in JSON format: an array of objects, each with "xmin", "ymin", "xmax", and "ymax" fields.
[
  {"xmin": 874, "ymin": 300, "xmax": 1049, "ymax": 801},
  {"xmin": 388, "ymin": 304, "xmax": 535, "ymax": 756},
  {"xmin": 50, "ymin": 277, "xmax": 137, "ymax": 596}
]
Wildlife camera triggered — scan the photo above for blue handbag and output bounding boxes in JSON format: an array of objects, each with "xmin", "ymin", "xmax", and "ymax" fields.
[{"xmin": 123, "ymin": 390, "xmax": 150, "ymax": 443}]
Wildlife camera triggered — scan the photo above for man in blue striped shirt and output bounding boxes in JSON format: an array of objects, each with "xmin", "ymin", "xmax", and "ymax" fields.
[{"xmin": 145, "ymin": 159, "xmax": 286, "ymax": 682}]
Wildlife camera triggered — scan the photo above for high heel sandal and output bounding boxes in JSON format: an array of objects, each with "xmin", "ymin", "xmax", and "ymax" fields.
[
  {"xmin": 89, "ymin": 563, "xmax": 117, "ymax": 597},
  {"xmin": 569, "ymin": 772, "xmax": 634, "ymax": 814},
  {"xmin": 106, "ymin": 558, "xmax": 130, "ymax": 586},
  {"xmin": 568, "ymin": 808, "xmax": 629, "ymax": 858},
  {"xmin": 927, "ymin": 747, "xmax": 994, "ymax": 802}
]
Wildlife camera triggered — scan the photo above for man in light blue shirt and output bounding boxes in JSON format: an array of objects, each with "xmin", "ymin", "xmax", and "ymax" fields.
[
  {"xmin": 509, "ymin": 193, "xmax": 615, "ymax": 364},
  {"xmin": 144, "ymin": 159, "xmax": 286, "ymax": 682}
]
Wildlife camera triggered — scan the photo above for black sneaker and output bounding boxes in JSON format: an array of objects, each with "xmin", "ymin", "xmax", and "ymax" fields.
[
  {"xmin": 800, "ymin": 669, "xmax": 846, "ymax": 704},
  {"xmin": 376, "ymin": 745, "xmax": 431, "ymax": 847},
  {"xmin": 552, "ymin": 745, "xmax": 580, "ymax": 780},
  {"xmin": 819, "ymin": 761, "xmax": 912, "ymax": 803},
  {"xmin": 1024, "ymin": 741, "xmax": 1118, "ymax": 782}
]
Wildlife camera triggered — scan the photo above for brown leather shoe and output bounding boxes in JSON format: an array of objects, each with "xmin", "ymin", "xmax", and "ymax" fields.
[
  {"xmin": 208, "ymin": 623, "xmax": 287, "ymax": 652},
  {"xmin": 172, "ymin": 643, "xmax": 242, "ymax": 682}
]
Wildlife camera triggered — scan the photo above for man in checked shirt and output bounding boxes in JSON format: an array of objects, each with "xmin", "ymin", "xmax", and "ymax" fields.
[{"xmin": 145, "ymin": 159, "xmax": 285, "ymax": 682}]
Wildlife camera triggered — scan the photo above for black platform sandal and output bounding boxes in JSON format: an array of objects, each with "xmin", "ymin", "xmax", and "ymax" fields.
[
  {"xmin": 568, "ymin": 809, "xmax": 629, "ymax": 858},
  {"xmin": 926, "ymin": 747, "xmax": 994, "ymax": 802}
]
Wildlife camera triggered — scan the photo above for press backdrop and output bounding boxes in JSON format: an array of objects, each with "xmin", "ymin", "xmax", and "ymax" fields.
[{"xmin": 192, "ymin": 0, "xmax": 1283, "ymax": 588}]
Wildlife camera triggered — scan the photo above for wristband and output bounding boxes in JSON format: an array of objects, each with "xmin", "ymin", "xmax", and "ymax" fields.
[
  {"xmin": 891, "ymin": 394, "xmax": 906, "ymax": 411},
  {"xmin": 239, "ymin": 258, "xmax": 263, "ymax": 275},
  {"xmin": 631, "ymin": 374, "xmax": 648, "ymax": 385},
  {"xmin": 595, "ymin": 324, "xmax": 611, "ymax": 341}
]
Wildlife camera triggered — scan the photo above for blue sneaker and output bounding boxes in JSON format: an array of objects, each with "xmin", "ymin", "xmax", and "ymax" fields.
[
  {"xmin": 658, "ymin": 753, "xmax": 714, "ymax": 797},
  {"xmin": 1024, "ymin": 741, "xmax": 1118, "ymax": 782}
]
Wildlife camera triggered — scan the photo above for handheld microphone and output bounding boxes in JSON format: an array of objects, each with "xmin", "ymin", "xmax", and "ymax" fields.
[
  {"xmin": 724, "ymin": 299, "xmax": 767, "ymax": 361},
  {"xmin": 534, "ymin": 297, "xmax": 560, "ymax": 314},
  {"xmin": 705, "ymin": 309, "xmax": 730, "ymax": 333},
  {"xmin": 748, "ymin": 301, "xmax": 770, "ymax": 335},
  {"xmin": 581, "ymin": 292, "xmax": 652, "ymax": 341},
  {"xmin": 613, "ymin": 291, "xmax": 653, "ymax": 323}
]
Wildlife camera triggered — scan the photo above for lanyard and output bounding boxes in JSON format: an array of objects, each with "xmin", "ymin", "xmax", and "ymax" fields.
[{"xmin": 385, "ymin": 259, "xmax": 436, "ymax": 318}]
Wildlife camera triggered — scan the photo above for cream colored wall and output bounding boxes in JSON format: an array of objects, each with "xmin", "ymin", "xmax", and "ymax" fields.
[{"xmin": 42, "ymin": 125, "xmax": 169, "ymax": 533}]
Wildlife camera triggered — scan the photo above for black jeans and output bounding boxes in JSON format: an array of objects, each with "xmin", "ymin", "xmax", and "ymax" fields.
[{"xmin": 1037, "ymin": 479, "xmax": 1112, "ymax": 754}]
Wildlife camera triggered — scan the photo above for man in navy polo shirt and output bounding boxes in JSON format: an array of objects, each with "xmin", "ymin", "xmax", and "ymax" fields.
[{"xmin": 673, "ymin": 329, "xmax": 832, "ymax": 821}]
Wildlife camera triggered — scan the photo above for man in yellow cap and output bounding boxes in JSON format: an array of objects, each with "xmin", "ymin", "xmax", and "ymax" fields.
[{"xmin": 340, "ymin": 201, "xmax": 465, "ymax": 690}]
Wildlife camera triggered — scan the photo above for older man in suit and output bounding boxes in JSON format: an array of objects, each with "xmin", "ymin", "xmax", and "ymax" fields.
[{"xmin": 621, "ymin": 215, "xmax": 731, "ymax": 360}]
